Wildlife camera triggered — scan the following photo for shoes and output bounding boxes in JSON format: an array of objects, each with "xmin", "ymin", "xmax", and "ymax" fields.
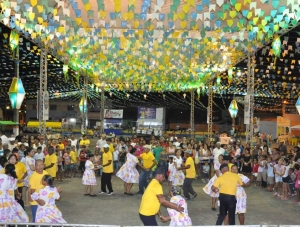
[
  {"xmin": 211, "ymin": 207, "xmax": 217, "ymax": 211},
  {"xmin": 124, "ymin": 192, "xmax": 128, "ymax": 195},
  {"xmin": 191, "ymin": 193, "xmax": 197, "ymax": 199},
  {"xmin": 136, "ymin": 191, "xmax": 143, "ymax": 195},
  {"xmin": 127, "ymin": 193, "xmax": 134, "ymax": 196},
  {"xmin": 99, "ymin": 191, "xmax": 106, "ymax": 194},
  {"xmin": 90, "ymin": 194, "xmax": 97, "ymax": 197},
  {"xmin": 107, "ymin": 192, "xmax": 114, "ymax": 195},
  {"xmin": 84, "ymin": 193, "xmax": 90, "ymax": 196}
]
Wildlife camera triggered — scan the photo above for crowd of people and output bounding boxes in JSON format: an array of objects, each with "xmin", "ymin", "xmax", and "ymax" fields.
[{"xmin": 0, "ymin": 130, "xmax": 300, "ymax": 226}]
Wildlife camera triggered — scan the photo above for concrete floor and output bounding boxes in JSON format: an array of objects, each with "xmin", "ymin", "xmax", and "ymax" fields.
[{"xmin": 23, "ymin": 175, "xmax": 300, "ymax": 226}]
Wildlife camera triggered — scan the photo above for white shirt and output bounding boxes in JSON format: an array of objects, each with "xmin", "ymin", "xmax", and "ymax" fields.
[
  {"xmin": 213, "ymin": 147, "xmax": 224, "ymax": 164},
  {"xmin": 68, "ymin": 139, "xmax": 78, "ymax": 150},
  {"xmin": 96, "ymin": 139, "xmax": 107, "ymax": 149},
  {"xmin": 0, "ymin": 135, "xmax": 9, "ymax": 144},
  {"xmin": 282, "ymin": 165, "xmax": 290, "ymax": 178},
  {"xmin": 113, "ymin": 150, "xmax": 119, "ymax": 161},
  {"xmin": 18, "ymin": 142, "xmax": 29, "ymax": 147},
  {"xmin": 173, "ymin": 141, "xmax": 180, "ymax": 147},
  {"xmin": 8, "ymin": 143, "xmax": 16, "ymax": 151},
  {"xmin": 258, "ymin": 160, "xmax": 267, "ymax": 173},
  {"xmin": 34, "ymin": 152, "xmax": 45, "ymax": 161},
  {"xmin": 267, "ymin": 163, "xmax": 274, "ymax": 177}
]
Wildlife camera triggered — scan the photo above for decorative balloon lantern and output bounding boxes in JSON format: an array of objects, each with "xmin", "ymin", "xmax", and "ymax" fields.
[
  {"xmin": 8, "ymin": 78, "xmax": 25, "ymax": 109},
  {"xmin": 228, "ymin": 99, "xmax": 238, "ymax": 125}
]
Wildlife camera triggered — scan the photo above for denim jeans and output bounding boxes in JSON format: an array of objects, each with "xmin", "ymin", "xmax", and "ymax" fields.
[
  {"xmin": 138, "ymin": 169, "xmax": 152, "ymax": 193},
  {"xmin": 31, "ymin": 205, "xmax": 38, "ymax": 222},
  {"xmin": 159, "ymin": 161, "xmax": 168, "ymax": 175}
]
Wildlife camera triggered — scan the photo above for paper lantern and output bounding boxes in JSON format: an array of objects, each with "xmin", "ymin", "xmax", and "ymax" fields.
[
  {"xmin": 79, "ymin": 97, "xmax": 87, "ymax": 113},
  {"xmin": 228, "ymin": 99, "xmax": 238, "ymax": 118},
  {"xmin": 9, "ymin": 30, "xmax": 19, "ymax": 51},
  {"xmin": 8, "ymin": 78, "xmax": 25, "ymax": 109}
]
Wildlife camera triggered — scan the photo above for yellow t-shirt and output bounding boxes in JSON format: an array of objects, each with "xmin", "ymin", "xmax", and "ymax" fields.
[
  {"xmin": 58, "ymin": 143, "xmax": 65, "ymax": 150},
  {"xmin": 214, "ymin": 172, "xmax": 243, "ymax": 195},
  {"xmin": 29, "ymin": 170, "xmax": 48, "ymax": 205},
  {"xmin": 139, "ymin": 179, "xmax": 163, "ymax": 216},
  {"xmin": 44, "ymin": 154, "xmax": 58, "ymax": 178},
  {"xmin": 185, "ymin": 157, "xmax": 196, "ymax": 179},
  {"xmin": 70, "ymin": 151, "xmax": 78, "ymax": 164},
  {"xmin": 228, "ymin": 163, "xmax": 234, "ymax": 171},
  {"xmin": 79, "ymin": 139, "xmax": 90, "ymax": 147},
  {"xmin": 140, "ymin": 152, "xmax": 155, "ymax": 169},
  {"xmin": 15, "ymin": 162, "xmax": 27, "ymax": 187},
  {"xmin": 103, "ymin": 151, "xmax": 113, "ymax": 173}
]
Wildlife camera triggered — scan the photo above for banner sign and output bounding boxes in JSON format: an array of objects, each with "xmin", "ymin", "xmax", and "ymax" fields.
[
  {"xmin": 104, "ymin": 109, "xmax": 123, "ymax": 119},
  {"xmin": 138, "ymin": 107, "xmax": 156, "ymax": 119},
  {"xmin": 244, "ymin": 95, "xmax": 250, "ymax": 124}
]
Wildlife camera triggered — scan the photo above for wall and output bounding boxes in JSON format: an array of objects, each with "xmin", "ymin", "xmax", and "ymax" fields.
[{"xmin": 260, "ymin": 120, "xmax": 277, "ymax": 138}]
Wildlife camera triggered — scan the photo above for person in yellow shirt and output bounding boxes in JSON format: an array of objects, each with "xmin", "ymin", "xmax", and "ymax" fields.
[
  {"xmin": 136, "ymin": 145, "xmax": 157, "ymax": 195},
  {"xmin": 57, "ymin": 138, "xmax": 65, "ymax": 150},
  {"xmin": 70, "ymin": 145, "xmax": 79, "ymax": 177},
  {"xmin": 139, "ymin": 167, "xmax": 184, "ymax": 226},
  {"xmin": 44, "ymin": 147, "xmax": 57, "ymax": 178},
  {"xmin": 29, "ymin": 160, "xmax": 48, "ymax": 222},
  {"xmin": 177, "ymin": 150, "xmax": 197, "ymax": 200},
  {"xmin": 79, "ymin": 134, "xmax": 90, "ymax": 149},
  {"xmin": 7, "ymin": 153, "xmax": 27, "ymax": 208},
  {"xmin": 211, "ymin": 163, "xmax": 243, "ymax": 225},
  {"xmin": 99, "ymin": 144, "xmax": 114, "ymax": 195}
]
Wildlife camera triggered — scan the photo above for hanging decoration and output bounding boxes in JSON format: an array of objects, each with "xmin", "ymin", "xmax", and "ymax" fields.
[
  {"xmin": 9, "ymin": 30, "xmax": 19, "ymax": 52},
  {"xmin": 8, "ymin": 78, "xmax": 26, "ymax": 109},
  {"xmin": 228, "ymin": 99, "xmax": 238, "ymax": 125},
  {"xmin": 79, "ymin": 97, "xmax": 87, "ymax": 113},
  {"xmin": 271, "ymin": 35, "xmax": 281, "ymax": 66}
]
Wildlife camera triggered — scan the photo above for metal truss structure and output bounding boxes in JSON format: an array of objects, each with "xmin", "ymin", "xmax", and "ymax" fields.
[
  {"xmin": 246, "ymin": 54, "xmax": 255, "ymax": 144},
  {"xmin": 82, "ymin": 72, "xmax": 88, "ymax": 134},
  {"xmin": 38, "ymin": 47, "xmax": 48, "ymax": 137},
  {"xmin": 190, "ymin": 90, "xmax": 195, "ymax": 137},
  {"xmin": 100, "ymin": 89, "xmax": 105, "ymax": 133},
  {"xmin": 208, "ymin": 82, "xmax": 213, "ymax": 141}
]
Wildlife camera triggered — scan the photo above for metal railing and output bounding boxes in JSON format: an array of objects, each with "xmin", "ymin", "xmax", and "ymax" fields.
[{"xmin": 0, "ymin": 223, "xmax": 119, "ymax": 227}]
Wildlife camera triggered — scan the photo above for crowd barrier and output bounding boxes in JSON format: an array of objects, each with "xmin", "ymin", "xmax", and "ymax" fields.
[{"xmin": 0, "ymin": 225, "xmax": 297, "ymax": 227}]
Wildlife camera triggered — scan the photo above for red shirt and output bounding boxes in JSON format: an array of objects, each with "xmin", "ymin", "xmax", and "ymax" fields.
[
  {"xmin": 253, "ymin": 164, "xmax": 259, "ymax": 173},
  {"xmin": 79, "ymin": 150, "xmax": 88, "ymax": 161}
]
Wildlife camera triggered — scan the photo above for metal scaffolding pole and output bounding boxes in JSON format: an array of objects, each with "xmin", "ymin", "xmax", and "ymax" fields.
[
  {"xmin": 208, "ymin": 82, "xmax": 213, "ymax": 141},
  {"xmin": 82, "ymin": 72, "xmax": 88, "ymax": 134},
  {"xmin": 190, "ymin": 90, "xmax": 195, "ymax": 137},
  {"xmin": 38, "ymin": 47, "xmax": 48, "ymax": 137},
  {"xmin": 246, "ymin": 55, "xmax": 255, "ymax": 144},
  {"xmin": 100, "ymin": 89, "xmax": 105, "ymax": 133}
]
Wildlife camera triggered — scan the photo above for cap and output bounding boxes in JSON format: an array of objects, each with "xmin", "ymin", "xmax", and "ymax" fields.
[
  {"xmin": 103, "ymin": 144, "xmax": 109, "ymax": 148},
  {"xmin": 154, "ymin": 167, "xmax": 165, "ymax": 175},
  {"xmin": 9, "ymin": 138, "xmax": 15, "ymax": 142},
  {"xmin": 143, "ymin": 145, "xmax": 151, "ymax": 149},
  {"xmin": 171, "ymin": 186, "xmax": 181, "ymax": 195},
  {"xmin": 223, "ymin": 155, "xmax": 233, "ymax": 161},
  {"xmin": 220, "ymin": 163, "xmax": 229, "ymax": 171},
  {"xmin": 184, "ymin": 149, "xmax": 192, "ymax": 155}
]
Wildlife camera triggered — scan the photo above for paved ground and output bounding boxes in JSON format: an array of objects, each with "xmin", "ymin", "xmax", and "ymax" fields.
[{"xmin": 23, "ymin": 175, "xmax": 300, "ymax": 226}]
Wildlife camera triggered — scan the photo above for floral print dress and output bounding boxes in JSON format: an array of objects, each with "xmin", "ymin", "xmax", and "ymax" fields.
[
  {"xmin": 116, "ymin": 153, "xmax": 139, "ymax": 183},
  {"xmin": 167, "ymin": 195, "xmax": 192, "ymax": 226},
  {"xmin": 24, "ymin": 156, "xmax": 35, "ymax": 187},
  {"xmin": 31, "ymin": 186, "xmax": 66, "ymax": 223},
  {"xmin": 0, "ymin": 174, "xmax": 29, "ymax": 222},
  {"xmin": 236, "ymin": 174, "xmax": 250, "ymax": 214},
  {"xmin": 82, "ymin": 160, "xmax": 97, "ymax": 185},
  {"xmin": 203, "ymin": 163, "xmax": 221, "ymax": 198},
  {"xmin": 170, "ymin": 156, "xmax": 185, "ymax": 186}
]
